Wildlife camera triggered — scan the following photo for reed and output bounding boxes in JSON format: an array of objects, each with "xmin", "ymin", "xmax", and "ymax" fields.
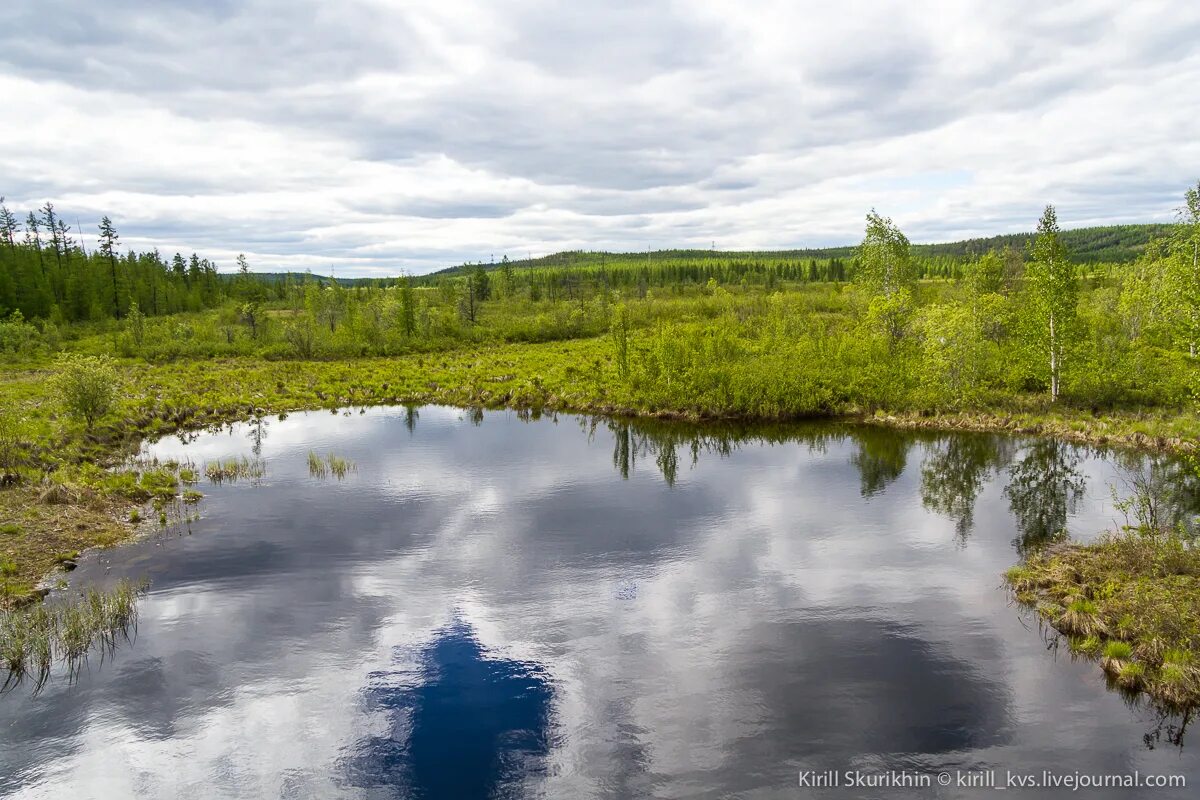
[
  {"xmin": 203, "ymin": 456, "xmax": 266, "ymax": 484},
  {"xmin": 308, "ymin": 452, "xmax": 356, "ymax": 481},
  {"xmin": 0, "ymin": 579, "xmax": 148, "ymax": 693},
  {"xmin": 326, "ymin": 454, "xmax": 355, "ymax": 480}
]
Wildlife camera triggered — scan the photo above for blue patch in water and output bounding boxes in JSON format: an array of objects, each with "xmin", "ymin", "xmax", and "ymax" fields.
[{"xmin": 340, "ymin": 617, "xmax": 555, "ymax": 799}]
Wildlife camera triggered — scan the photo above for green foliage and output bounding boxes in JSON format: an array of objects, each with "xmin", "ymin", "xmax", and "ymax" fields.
[
  {"xmin": 1022, "ymin": 206, "xmax": 1080, "ymax": 401},
  {"xmin": 0, "ymin": 209, "xmax": 228, "ymax": 324},
  {"xmin": 964, "ymin": 250, "xmax": 1008, "ymax": 296},
  {"xmin": 51, "ymin": 353, "xmax": 119, "ymax": 430},
  {"xmin": 611, "ymin": 303, "xmax": 630, "ymax": 380},
  {"xmin": 1008, "ymin": 524, "xmax": 1200, "ymax": 706},
  {"xmin": 864, "ymin": 287, "xmax": 914, "ymax": 347},
  {"xmin": 0, "ymin": 409, "xmax": 28, "ymax": 480},
  {"xmin": 854, "ymin": 210, "xmax": 915, "ymax": 297},
  {"xmin": 0, "ymin": 311, "xmax": 43, "ymax": 356}
]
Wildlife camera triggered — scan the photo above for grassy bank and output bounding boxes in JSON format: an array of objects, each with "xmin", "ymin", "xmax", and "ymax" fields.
[
  {"xmin": 2, "ymin": 333, "xmax": 1197, "ymax": 604},
  {"xmin": 1006, "ymin": 530, "xmax": 1200, "ymax": 707}
]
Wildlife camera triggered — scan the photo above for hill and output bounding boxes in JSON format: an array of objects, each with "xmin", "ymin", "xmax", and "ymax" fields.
[{"xmin": 427, "ymin": 223, "xmax": 1172, "ymax": 277}]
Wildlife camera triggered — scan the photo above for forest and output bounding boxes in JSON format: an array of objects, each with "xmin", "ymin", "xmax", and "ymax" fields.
[{"xmin": 1, "ymin": 187, "xmax": 1197, "ymax": 424}]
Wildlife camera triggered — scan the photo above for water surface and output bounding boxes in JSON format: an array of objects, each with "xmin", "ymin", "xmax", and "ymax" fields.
[{"xmin": 1, "ymin": 407, "xmax": 1197, "ymax": 799}]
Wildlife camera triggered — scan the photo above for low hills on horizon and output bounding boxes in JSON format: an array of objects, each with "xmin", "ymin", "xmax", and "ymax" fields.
[{"xmin": 248, "ymin": 222, "xmax": 1172, "ymax": 284}]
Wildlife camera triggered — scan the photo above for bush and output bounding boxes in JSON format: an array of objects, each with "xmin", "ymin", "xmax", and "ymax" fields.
[
  {"xmin": 51, "ymin": 353, "xmax": 119, "ymax": 430},
  {"xmin": 0, "ymin": 311, "xmax": 42, "ymax": 355},
  {"xmin": 0, "ymin": 409, "xmax": 28, "ymax": 481}
]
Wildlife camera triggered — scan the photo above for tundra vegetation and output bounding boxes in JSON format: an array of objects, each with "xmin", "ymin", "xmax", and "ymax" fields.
[
  {"xmin": 1005, "ymin": 459, "xmax": 1200, "ymax": 708},
  {"xmin": 0, "ymin": 186, "xmax": 1198, "ymax": 702}
]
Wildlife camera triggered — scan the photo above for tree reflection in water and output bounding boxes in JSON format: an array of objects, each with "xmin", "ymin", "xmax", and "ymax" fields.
[
  {"xmin": 1004, "ymin": 439, "xmax": 1087, "ymax": 555},
  {"xmin": 849, "ymin": 427, "xmax": 910, "ymax": 498},
  {"xmin": 919, "ymin": 434, "xmax": 1010, "ymax": 543}
]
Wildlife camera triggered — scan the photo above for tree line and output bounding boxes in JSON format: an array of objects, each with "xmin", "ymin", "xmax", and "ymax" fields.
[{"xmin": 0, "ymin": 199, "xmax": 228, "ymax": 324}]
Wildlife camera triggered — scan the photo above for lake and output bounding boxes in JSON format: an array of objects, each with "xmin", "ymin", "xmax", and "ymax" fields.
[{"xmin": 1, "ymin": 406, "xmax": 1197, "ymax": 799}]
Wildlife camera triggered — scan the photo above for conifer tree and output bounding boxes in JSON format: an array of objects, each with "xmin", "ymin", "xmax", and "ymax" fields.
[{"xmin": 98, "ymin": 216, "xmax": 121, "ymax": 318}]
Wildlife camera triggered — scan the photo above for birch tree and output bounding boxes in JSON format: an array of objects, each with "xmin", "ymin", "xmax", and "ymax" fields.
[{"xmin": 1023, "ymin": 205, "xmax": 1078, "ymax": 401}]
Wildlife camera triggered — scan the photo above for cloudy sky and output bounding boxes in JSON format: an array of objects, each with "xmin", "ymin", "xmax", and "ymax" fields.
[{"xmin": 1, "ymin": 1, "xmax": 1197, "ymax": 276}]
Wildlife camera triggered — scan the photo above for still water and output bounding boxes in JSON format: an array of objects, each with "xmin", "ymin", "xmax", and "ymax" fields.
[{"xmin": 1, "ymin": 407, "xmax": 1198, "ymax": 799}]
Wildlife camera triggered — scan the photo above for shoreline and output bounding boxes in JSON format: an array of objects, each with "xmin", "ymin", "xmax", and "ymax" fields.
[
  {"xmin": 2, "ymin": 352, "xmax": 1197, "ymax": 607},
  {"xmin": 4, "ymin": 376, "xmax": 1198, "ymax": 713},
  {"xmin": 1006, "ymin": 535, "xmax": 1200, "ymax": 710}
]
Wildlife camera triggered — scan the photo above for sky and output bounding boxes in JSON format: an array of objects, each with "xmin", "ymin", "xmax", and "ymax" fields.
[{"xmin": 1, "ymin": 1, "xmax": 1198, "ymax": 276}]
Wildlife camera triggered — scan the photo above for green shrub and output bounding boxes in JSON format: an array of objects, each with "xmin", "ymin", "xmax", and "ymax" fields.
[{"xmin": 51, "ymin": 353, "xmax": 119, "ymax": 430}]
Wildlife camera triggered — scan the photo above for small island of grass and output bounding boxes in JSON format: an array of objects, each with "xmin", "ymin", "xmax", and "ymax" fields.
[{"xmin": 1006, "ymin": 526, "xmax": 1200, "ymax": 708}]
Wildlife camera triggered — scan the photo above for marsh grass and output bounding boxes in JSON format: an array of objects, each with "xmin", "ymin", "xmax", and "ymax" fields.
[
  {"xmin": 308, "ymin": 451, "xmax": 356, "ymax": 481},
  {"xmin": 1058, "ymin": 597, "xmax": 1106, "ymax": 637},
  {"xmin": 1007, "ymin": 527, "xmax": 1200, "ymax": 708},
  {"xmin": 0, "ymin": 579, "xmax": 147, "ymax": 693},
  {"xmin": 327, "ymin": 454, "xmax": 354, "ymax": 480},
  {"xmin": 306, "ymin": 450, "xmax": 325, "ymax": 479},
  {"xmin": 204, "ymin": 456, "xmax": 266, "ymax": 484},
  {"xmin": 2, "ymin": 297, "xmax": 1196, "ymax": 606}
]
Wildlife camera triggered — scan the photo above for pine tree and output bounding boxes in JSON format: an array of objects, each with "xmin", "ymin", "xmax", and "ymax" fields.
[
  {"xmin": 0, "ymin": 199, "xmax": 18, "ymax": 248},
  {"xmin": 25, "ymin": 212, "xmax": 44, "ymax": 279},
  {"xmin": 41, "ymin": 203, "xmax": 62, "ymax": 274},
  {"xmin": 98, "ymin": 216, "xmax": 121, "ymax": 318},
  {"xmin": 398, "ymin": 275, "xmax": 416, "ymax": 337}
]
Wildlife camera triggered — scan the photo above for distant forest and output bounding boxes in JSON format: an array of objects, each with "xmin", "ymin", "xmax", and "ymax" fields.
[
  {"xmin": 432, "ymin": 223, "xmax": 1172, "ymax": 276},
  {"xmin": 0, "ymin": 191, "xmax": 1176, "ymax": 326}
]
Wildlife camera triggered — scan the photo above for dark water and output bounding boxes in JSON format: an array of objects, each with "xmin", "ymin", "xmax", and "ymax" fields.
[{"xmin": 1, "ymin": 407, "xmax": 1198, "ymax": 799}]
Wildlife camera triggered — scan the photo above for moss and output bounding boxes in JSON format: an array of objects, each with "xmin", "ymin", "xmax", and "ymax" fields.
[{"xmin": 0, "ymin": 485, "xmax": 130, "ymax": 607}]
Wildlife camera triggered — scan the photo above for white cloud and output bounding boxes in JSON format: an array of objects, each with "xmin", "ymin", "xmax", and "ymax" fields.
[{"xmin": 0, "ymin": 0, "xmax": 1196, "ymax": 274}]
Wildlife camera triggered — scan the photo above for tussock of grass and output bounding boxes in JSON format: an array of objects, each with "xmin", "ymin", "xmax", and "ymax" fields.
[
  {"xmin": 1058, "ymin": 597, "xmax": 1106, "ymax": 637},
  {"xmin": 1117, "ymin": 660, "xmax": 1147, "ymax": 688},
  {"xmin": 306, "ymin": 450, "xmax": 325, "ymax": 478},
  {"xmin": 204, "ymin": 456, "xmax": 265, "ymax": 484},
  {"xmin": 37, "ymin": 482, "xmax": 77, "ymax": 505},
  {"xmin": 0, "ymin": 579, "xmax": 147, "ymax": 693},
  {"xmin": 1007, "ymin": 529, "xmax": 1200, "ymax": 708},
  {"xmin": 308, "ymin": 451, "xmax": 356, "ymax": 481}
]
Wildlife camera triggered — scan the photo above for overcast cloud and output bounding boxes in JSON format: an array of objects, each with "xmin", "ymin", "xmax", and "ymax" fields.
[{"xmin": 1, "ymin": 0, "xmax": 1197, "ymax": 275}]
